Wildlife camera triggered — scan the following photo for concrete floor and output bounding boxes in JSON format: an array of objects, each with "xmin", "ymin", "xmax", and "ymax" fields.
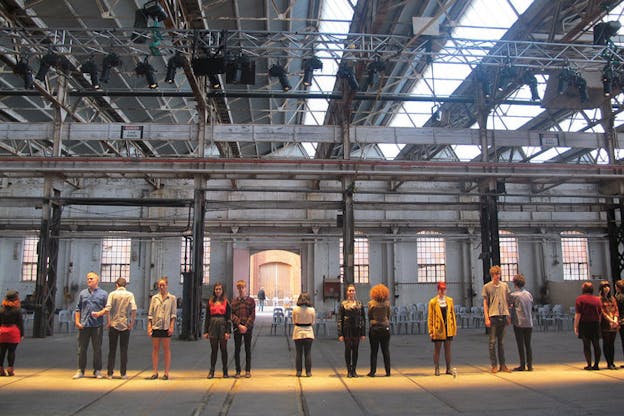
[{"xmin": 1, "ymin": 312, "xmax": 623, "ymax": 416}]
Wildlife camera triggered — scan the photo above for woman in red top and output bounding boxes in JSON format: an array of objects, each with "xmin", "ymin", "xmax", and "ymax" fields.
[
  {"xmin": 599, "ymin": 280, "xmax": 620, "ymax": 370},
  {"xmin": 0, "ymin": 290, "xmax": 24, "ymax": 376},
  {"xmin": 574, "ymin": 281, "xmax": 602, "ymax": 370},
  {"xmin": 203, "ymin": 282, "xmax": 231, "ymax": 378}
]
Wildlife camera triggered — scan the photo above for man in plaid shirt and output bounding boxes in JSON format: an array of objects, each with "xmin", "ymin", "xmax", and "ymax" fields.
[{"xmin": 231, "ymin": 280, "xmax": 256, "ymax": 378}]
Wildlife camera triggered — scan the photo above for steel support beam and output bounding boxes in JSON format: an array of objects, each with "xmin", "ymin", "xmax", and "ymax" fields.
[{"xmin": 607, "ymin": 199, "xmax": 624, "ymax": 284}]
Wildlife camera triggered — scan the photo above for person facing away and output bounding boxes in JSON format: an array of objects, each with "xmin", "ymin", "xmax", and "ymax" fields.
[
  {"xmin": 615, "ymin": 279, "xmax": 624, "ymax": 368},
  {"xmin": 92, "ymin": 277, "xmax": 137, "ymax": 379},
  {"xmin": 598, "ymin": 280, "xmax": 619, "ymax": 370},
  {"xmin": 482, "ymin": 265, "xmax": 511, "ymax": 373},
  {"xmin": 231, "ymin": 280, "xmax": 256, "ymax": 378},
  {"xmin": 257, "ymin": 287, "xmax": 266, "ymax": 312},
  {"xmin": 427, "ymin": 281, "xmax": 457, "ymax": 376},
  {"xmin": 0, "ymin": 290, "xmax": 24, "ymax": 377},
  {"xmin": 73, "ymin": 271, "xmax": 108, "ymax": 379},
  {"xmin": 509, "ymin": 273, "xmax": 534, "ymax": 372},
  {"xmin": 147, "ymin": 277, "xmax": 177, "ymax": 380},
  {"xmin": 337, "ymin": 284, "xmax": 366, "ymax": 378},
  {"xmin": 367, "ymin": 283, "xmax": 391, "ymax": 377},
  {"xmin": 203, "ymin": 282, "xmax": 232, "ymax": 379},
  {"xmin": 292, "ymin": 292, "xmax": 315, "ymax": 377},
  {"xmin": 574, "ymin": 281, "xmax": 602, "ymax": 370}
]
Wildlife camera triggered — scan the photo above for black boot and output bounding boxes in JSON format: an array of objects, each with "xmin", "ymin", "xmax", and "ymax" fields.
[{"xmin": 207, "ymin": 369, "xmax": 215, "ymax": 379}]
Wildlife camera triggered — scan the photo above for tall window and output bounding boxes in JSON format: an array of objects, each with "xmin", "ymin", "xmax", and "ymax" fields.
[
  {"xmin": 561, "ymin": 231, "xmax": 589, "ymax": 280},
  {"xmin": 100, "ymin": 238, "xmax": 131, "ymax": 283},
  {"xmin": 499, "ymin": 230, "xmax": 519, "ymax": 282},
  {"xmin": 180, "ymin": 237, "xmax": 210, "ymax": 284},
  {"xmin": 339, "ymin": 235, "xmax": 369, "ymax": 284},
  {"xmin": 417, "ymin": 231, "xmax": 446, "ymax": 283},
  {"xmin": 21, "ymin": 237, "xmax": 39, "ymax": 282}
]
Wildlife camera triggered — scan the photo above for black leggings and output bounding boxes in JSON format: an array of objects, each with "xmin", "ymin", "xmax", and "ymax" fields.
[
  {"xmin": 344, "ymin": 336, "xmax": 361, "ymax": 371},
  {"xmin": 209, "ymin": 338, "xmax": 228, "ymax": 372},
  {"xmin": 602, "ymin": 331, "xmax": 617, "ymax": 367},
  {"xmin": 369, "ymin": 326, "xmax": 391, "ymax": 375},
  {"xmin": 582, "ymin": 336, "xmax": 601, "ymax": 367},
  {"xmin": 0, "ymin": 343, "xmax": 18, "ymax": 367}
]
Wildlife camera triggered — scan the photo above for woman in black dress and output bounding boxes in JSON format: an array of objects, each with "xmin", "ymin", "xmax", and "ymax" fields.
[{"xmin": 337, "ymin": 284, "xmax": 366, "ymax": 377}]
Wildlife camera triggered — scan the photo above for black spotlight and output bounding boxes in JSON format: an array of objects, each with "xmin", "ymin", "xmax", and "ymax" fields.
[
  {"xmin": 35, "ymin": 52, "xmax": 60, "ymax": 81},
  {"xmin": 135, "ymin": 57, "xmax": 158, "ymax": 89},
  {"xmin": 557, "ymin": 67, "xmax": 575, "ymax": 95},
  {"xmin": 497, "ymin": 64, "xmax": 517, "ymax": 92},
  {"xmin": 165, "ymin": 52, "xmax": 187, "ymax": 83},
  {"xmin": 475, "ymin": 67, "xmax": 491, "ymax": 99},
  {"xmin": 575, "ymin": 73, "xmax": 589, "ymax": 102},
  {"xmin": 269, "ymin": 64, "xmax": 291, "ymax": 91},
  {"xmin": 13, "ymin": 59, "xmax": 34, "ymax": 89},
  {"xmin": 337, "ymin": 63, "xmax": 359, "ymax": 90},
  {"xmin": 302, "ymin": 56, "xmax": 322, "ymax": 87},
  {"xmin": 143, "ymin": 0, "xmax": 168, "ymax": 21},
  {"xmin": 209, "ymin": 75, "xmax": 221, "ymax": 89},
  {"xmin": 602, "ymin": 64, "xmax": 615, "ymax": 97},
  {"xmin": 225, "ymin": 53, "xmax": 255, "ymax": 85},
  {"xmin": 594, "ymin": 21, "xmax": 621, "ymax": 46},
  {"xmin": 364, "ymin": 57, "xmax": 385, "ymax": 90},
  {"xmin": 101, "ymin": 52, "xmax": 121, "ymax": 84},
  {"xmin": 81, "ymin": 57, "xmax": 101, "ymax": 89},
  {"xmin": 522, "ymin": 71, "xmax": 540, "ymax": 101}
]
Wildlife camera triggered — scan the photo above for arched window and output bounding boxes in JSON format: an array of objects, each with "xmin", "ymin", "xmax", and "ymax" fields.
[
  {"xmin": 180, "ymin": 237, "xmax": 210, "ymax": 284},
  {"xmin": 100, "ymin": 238, "xmax": 131, "ymax": 283},
  {"xmin": 340, "ymin": 234, "xmax": 369, "ymax": 284},
  {"xmin": 561, "ymin": 231, "xmax": 589, "ymax": 280},
  {"xmin": 417, "ymin": 231, "xmax": 446, "ymax": 283},
  {"xmin": 499, "ymin": 230, "xmax": 519, "ymax": 282}
]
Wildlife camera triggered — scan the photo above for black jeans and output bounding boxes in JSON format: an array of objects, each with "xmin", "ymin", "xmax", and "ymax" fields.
[
  {"xmin": 602, "ymin": 331, "xmax": 617, "ymax": 367},
  {"xmin": 294, "ymin": 338, "xmax": 313, "ymax": 374},
  {"xmin": 513, "ymin": 326, "xmax": 533, "ymax": 369},
  {"xmin": 234, "ymin": 330, "xmax": 253, "ymax": 372},
  {"xmin": 77, "ymin": 326, "xmax": 103, "ymax": 373},
  {"xmin": 488, "ymin": 316, "xmax": 507, "ymax": 368},
  {"xmin": 369, "ymin": 326, "xmax": 391, "ymax": 375},
  {"xmin": 344, "ymin": 336, "xmax": 361, "ymax": 372},
  {"xmin": 107, "ymin": 328, "xmax": 130, "ymax": 376}
]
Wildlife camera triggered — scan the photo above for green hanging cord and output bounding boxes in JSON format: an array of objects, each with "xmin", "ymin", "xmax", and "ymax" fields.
[{"xmin": 149, "ymin": 20, "xmax": 163, "ymax": 56}]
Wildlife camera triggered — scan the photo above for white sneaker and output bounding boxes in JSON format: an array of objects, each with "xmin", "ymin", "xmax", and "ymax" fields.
[
  {"xmin": 94, "ymin": 370, "xmax": 103, "ymax": 379},
  {"xmin": 72, "ymin": 371, "xmax": 84, "ymax": 379},
  {"xmin": 121, "ymin": 375, "xmax": 128, "ymax": 380}
]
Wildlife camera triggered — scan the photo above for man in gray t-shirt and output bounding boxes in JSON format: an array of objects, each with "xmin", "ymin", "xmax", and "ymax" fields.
[{"xmin": 482, "ymin": 266, "xmax": 511, "ymax": 373}]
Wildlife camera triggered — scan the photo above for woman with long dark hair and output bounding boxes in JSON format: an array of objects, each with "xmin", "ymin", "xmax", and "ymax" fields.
[
  {"xmin": 203, "ymin": 282, "xmax": 232, "ymax": 378},
  {"xmin": 0, "ymin": 290, "xmax": 24, "ymax": 376},
  {"xmin": 599, "ymin": 280, "xmax": 620, "ymax": 370},
  {"xmin": 292, "ymin": 292, "xmax": 315, "ymax": 377},
  {"xmin": 367, "ymin": 284, "xmax": 391, "ymax": 377},
  {"xmin": 337, "ymin": 284, "xmax": 366, "ymax": 377}
]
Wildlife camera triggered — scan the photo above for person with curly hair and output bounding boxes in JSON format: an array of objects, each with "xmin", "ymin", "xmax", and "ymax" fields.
[
  {"xmin": 292, "ymin": 292, "xmax": 315, "ymax": 377},
  {"xmin": 482, "ymin": 265, "xmax": 511, "ymax": 373},
  {"xmin": 203, "ymin": 282, "xmax": 232, "ymax": 379},
  {"xmin": 427, "ymin": 282, "xmax": 457, "ymax": 376},
  {"xmin": 598, "ymin": 280, "xmax": 619, "ymax": 370},
  {"xmin": 337, "ymin": 284, "xmax": 366, "ymax": 378},
  {"xmin": 367, "ymin": 283, "xmax": 391, "ymax": 377},
  {"xmin": 509, "ymin": 273, "xmax": 534, "ymax": 371},
  {"xmin": 0, "ymin": 290, "xmax": 24, "ymax": 376}
]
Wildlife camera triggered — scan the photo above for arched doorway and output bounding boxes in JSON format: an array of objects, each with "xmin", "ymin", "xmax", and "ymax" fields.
[{"xmin": 250, "ymin": 250, "xmax": 301, "ymax": 306}]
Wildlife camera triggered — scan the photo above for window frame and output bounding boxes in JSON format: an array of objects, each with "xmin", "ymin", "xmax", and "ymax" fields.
[
  {"xmin": 100, "ymin": 237, "xmax": 131, "ymax": 283},
  {"xmin": 416, "ymin": 231, "xmax": 446, "ymax": 283}
]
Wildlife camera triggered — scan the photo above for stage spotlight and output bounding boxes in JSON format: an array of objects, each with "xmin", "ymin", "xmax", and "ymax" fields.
[
  {"xmin": 522, "ymin": 71, "xmax": 540, "ymax": 101},
  {"xmin": 557, "ymin": 67, "xmax": 575, "ymax": 95},
  {"xmin": 135, "ymin": 57, "xmax": 158, "ymax": 89},
  {"xmin": 35, "ymin": 52, "xmax": 60, "ymax": 81},
  {"xmin": 496, "ymin": 64, "xmax": 516, "ymax": 92},
  {"xmin": 602, "ymin": 64, "xmax": 615, "ymax": 97},
  {"xmin": 165, "ymin": 52, "xmax": 187, "ymax": 83},
  {"xmin": 594, "ymin": 21, "xmax": 621, "ymax": 46},
  {"xmin": 575, "ymin": 73, "xmax": 589, "ymax": 102},
  {"xmin": 302, "ymin": 56, "xmax": 322, "ymax": 87},
  {"xmin": 225, "ymin": 53, "xmax": 255, "ymax": 85},
  {"xmin": 101, "ymin": 52, "xmax": 121, "ymax": 84},
  {"xmin": 81, "ymin": 57, "xmax": 101, "ymax": 89},
  {"xmin": 269, "ymin": 64, "xmax": 291, "ymax": 91},
  {"xmin": 13, "ymin": 59, "xmax": 34, "ymax": 89},
  {"xmin": 209, "ymin": 75, "xmax": 221, "ymax": 89},
  {"xmin": 337, "ymin": 63, "xmax": 359, "ymax": 90},
  {"xmin": 143, "ymin": 0, "xmax": 168, "ymax": 21},
  {"xmin": 365, "ymin": 57, "xmax": 385, "ymax": 90},
  {"xmin": 475, "ymin": 67, "xmax": 491, "ymax": 99}
]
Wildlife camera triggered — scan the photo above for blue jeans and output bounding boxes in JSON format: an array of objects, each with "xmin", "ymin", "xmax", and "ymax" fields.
[{"xmin": 488, "ymin": 316, "xmax": 506, "ymax": 368}]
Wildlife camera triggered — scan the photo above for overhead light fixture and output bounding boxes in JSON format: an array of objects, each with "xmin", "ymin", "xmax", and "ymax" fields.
[
  {"xmin": 142, "ymin": 0, "xmax": 168, "ymax": 21},
  {"xmin": 337, "ymin": 63, "xmax": 359, "ymax": 90},
  {"xmin": 225, "ymin": 53, "xmax": 255, "ymax": 85},
  {"xmin": 81, "ymin": 57, "xmax": 101, "ymax": 89},
  {"xmin": 13, "ymin": 59, "xmax": 34, "ymax": 89},
  {"xmin": 191, "ymin": 56, "xmax": 226, "ymax": 76},
  {"xmin": 302, "ymin": 56, "xmax": 322, "ymax": 87},
  {"xmin": 165, "ymin": 52, "xmax": 187, "ymax": 83},
  {"xmin": 593, "ymin": 21, "xmax": 621, "ymax": 45},
  {"xmin": 496, "ymin": 63, "xmax": 517, "ymax": 92},
  {"xmin": 100, "ymin": 52, "xmax": 121, "ymax": 84},
  {"xmin": 269, "ymin": 64, "xmax": 291, "ymax": 91},
  {"xmin": 135, "ymin": 57, "xmax": 158, "ymax": 89},
  {"xmin": 208, "ymin": 75, "xmax": 221, "ymax": 89},
  {"xmin": 365, "ymin": 57, "xmax": 385, "ymax": 90},
  {"xmin": 602, "ymin": 63, "xmax": 615, "ymax": 97},
  {"xmin": 35, "ymin": 52, "xmax": 61, "ymax": 81},
  {"xmin": 557, "ymin": 67, "xmax": 575, "ymax": 95},
  {"xmin": 522, "ymin": 71, "xmax": 540, "ymax": 101},
  {"xmin": 575, "ymin": 73, "xmax": 589, "ymax": 102},
  {"xmin": 475, "ymin": 67, "xmax": 491, "ymax": 99},
  {"xmin": 132, "ymin": 1, "xmax": 168, "ymax": 44}
]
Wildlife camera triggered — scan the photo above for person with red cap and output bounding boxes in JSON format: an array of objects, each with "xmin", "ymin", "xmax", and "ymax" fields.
[{"xmin": 427, "ymin": 282, "xmax": 457, "ymax": 376}]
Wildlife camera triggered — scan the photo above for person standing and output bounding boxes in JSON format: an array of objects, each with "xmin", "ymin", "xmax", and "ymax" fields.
[
  {"xmin": 337, "ymin": 284, "xmax": 366, "ymax": 378},
  {"xmin": 574, "ymin": 281, "xmax": 602, "ymax": 370},
  {"xmin": 231, "ymin": 280, "xmax": 255, "ymax": 378},
  {"xmin": 598, "ymin": 280, "xmax": 619, "ymax": 370},
  {"xmin": 203, "ymin": 282, "xmax": 231, "ymax": 379},
  {"xmin": 427, "ymin": 282, "xmax": 457, "ymax": 376},
  {"xmin": 615, "ymin": 280, "xmax": 624, "ymax": 367},
  {"xmin": 0, "ymin": 290, "xmax": 24, "ymax": 376},
  {"xmin": 482, "ymin": 265, "xmax": 511, "ymax": 373},
  {"xmin": 73, "ymin": 272, "xmax": 108, "ymax": 379},
  {"xmin": 147, "ymin": 277, "xmax": 177, "ymax": 380},
  {"xmin": 257, "ymin": 287, "xmax": 266, "ymax": 312},
  {"xmin": 292, "ymin": 292, "xmax": 315, "ymax": 377},
  {"xmin": 92, "ymin": 277, "xmax": 137, "ymax": 379},
  {"xmin": 367, "ymin": 284, "xmax": 391, "ymax": 377},
  {"xmin": 509, "ymin": 274, "xmax": 534, "ymax": 371}
]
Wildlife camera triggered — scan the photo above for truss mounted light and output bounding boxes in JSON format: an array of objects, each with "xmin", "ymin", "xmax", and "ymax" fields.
[
  {"xmin": 522, "ymin": 70, "xmax": 540, "ymax": 101},
  {"xmin": 135, "ymin": 57, "xmax": 158, "ymax": 89},
  {"xmin": 165, "ymin": 52, "xmax": 187, "ymax": 83},
  {"xmin": 13, "ymin": 58, "xmax": 34, "ymax": 89},
  {"xmin": 593, "ymin": 21, "xmax": 621, "ymax": 46},
  {"xmin": 364, "ymin": 57, "xmax": 386, "ymax": 90},
  {"xmin": 602, "ymin": 63, "xmax": 615, "ymax": 97},
  {"xmin": 100, "ymin": 52, "xmax": 121, "ymax": 84},
  {"xmin": 209, "ymin": 75, "xmax": 221, "ymax": 89},
  {"xmin": 81, "ymin": 57, "xmax": 101, "ymax": 89},
  {"xmin": 225, "ymin": 53, "xmax": 255, "ymax": 85},
  {"xmin": 475, "ymin": 67, "xmax": 491, "ymax": 99},
  {"xmin": 269, "ymin": 64, "xmax": 291, "ymax": 91},
  {"xmin": 302, "ymin": 56, "xmax": 322, "ymax": 87},
  {"xmin": 337, "ymin": 63, "xmax": 359, "ymax": 91},
  {"xmin": 35, "ymin": 52, "xmax": 61, "ymax": 81}
]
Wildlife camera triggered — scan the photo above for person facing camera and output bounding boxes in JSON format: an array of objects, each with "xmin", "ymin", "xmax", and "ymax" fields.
[
  {"xmin": 292, "ymin": 292, "xmax": 315, "ymax": 377},
  {"xmin": 367, "ymin": 283, "xmax": 391, "ymax": 377},
  {"xmin": 427, "ymin": 282, "xmax": 457, "ymax": 376},
  {"xmin": 203, "ymin": 282, "xmax": 232, "ymax": 379},
  {"xmin": 598, "ymin": 280, "xmax": 620, "ymax": 370},
  {"xmin": 337, "ymin": 284, "xmax": 366, "ymax": 378}
]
